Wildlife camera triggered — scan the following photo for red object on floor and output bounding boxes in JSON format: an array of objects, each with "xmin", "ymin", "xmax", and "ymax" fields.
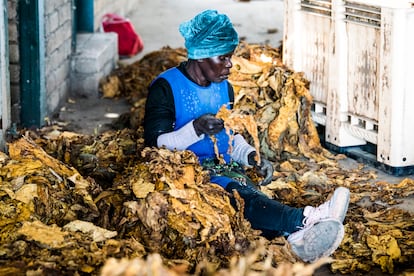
[{"xmin": 102, "ymin": 13, "xmax": 144, "ymax": 56}]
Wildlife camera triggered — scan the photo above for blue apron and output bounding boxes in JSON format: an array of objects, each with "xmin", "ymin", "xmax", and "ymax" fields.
[{"xmin": 158, "ymin": 67, "xmax": 243, "ymax": 188}]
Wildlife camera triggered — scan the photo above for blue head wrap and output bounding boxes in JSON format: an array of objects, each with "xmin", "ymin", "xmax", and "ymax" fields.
[{"xmin": 179, "ymin": 10, "xmax": 239, "ymax": 59}]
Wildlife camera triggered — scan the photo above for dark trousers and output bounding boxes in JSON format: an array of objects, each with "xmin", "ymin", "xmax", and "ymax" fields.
[{"xmin": 225, "ymin": 181, "xmax": 304, "ymax": 239}]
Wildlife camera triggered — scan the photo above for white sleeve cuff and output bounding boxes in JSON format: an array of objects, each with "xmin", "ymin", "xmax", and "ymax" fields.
[
  {"xmin": 157, "ymin": 120, "xmax": 204, "ymax": 151},
  {"xmin": 230, "ymin": 134, "xmax": 256, "ymax": 166}
]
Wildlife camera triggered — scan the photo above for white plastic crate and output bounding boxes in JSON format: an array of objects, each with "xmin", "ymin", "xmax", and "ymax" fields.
[{"xmin": 283, "ymin": 0, "xmax": 414, "ymax": 170}]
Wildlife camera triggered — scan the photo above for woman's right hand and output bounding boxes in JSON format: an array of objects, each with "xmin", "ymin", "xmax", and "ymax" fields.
[{"xmin": 193, "ymin": 114, "xmax": 224, "ymax": 136}]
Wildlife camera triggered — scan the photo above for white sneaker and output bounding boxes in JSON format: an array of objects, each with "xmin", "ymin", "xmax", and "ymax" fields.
[
  {"xmin": 303, "ymin": 187, "xmax": 350, "ymax": 225},
  {"xmin": 287, "ymin": 218, "xmax": 345, "ymax": 262},
  {"xmin": 287, "ymin": 187, "xmax": 350, "ymax": 262}
]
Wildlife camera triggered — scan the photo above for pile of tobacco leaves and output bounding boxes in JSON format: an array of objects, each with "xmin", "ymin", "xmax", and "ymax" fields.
[{"xmin": 0, "ymin": 43, "xmax": 413, "ymax": 276}]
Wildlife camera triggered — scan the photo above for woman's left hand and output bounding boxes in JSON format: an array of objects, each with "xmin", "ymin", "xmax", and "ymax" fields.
[
  {"xmin": 256, "ymin": 158, "xmax": 273, "ymax": 186},
  {"xmin": 248, "ymin": 152, "xmax": 274, "ymax": 186}
]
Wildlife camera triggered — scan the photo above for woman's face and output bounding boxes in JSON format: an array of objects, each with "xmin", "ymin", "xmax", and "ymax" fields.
[{"xmin": 199, "ymin": 52, "xmax": 233, "ymax": 83}]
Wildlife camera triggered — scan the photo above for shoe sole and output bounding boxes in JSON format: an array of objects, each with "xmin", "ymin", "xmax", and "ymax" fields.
[{"xmin": 288, "ymin": 219, "xmax": 345, "ymax": 263}]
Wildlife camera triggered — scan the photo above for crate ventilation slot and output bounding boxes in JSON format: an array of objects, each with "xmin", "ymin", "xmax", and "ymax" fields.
[
  {"xmin": 344, "ymin": 1, "xmax": 381, "ymax": 28},
  {"xmin": 345, "ymin": 114, "xmax": 378, "ymax": 144},
  {"xmin": 301, "ymin": 0, "xmax": 332, "ymax": 16}
]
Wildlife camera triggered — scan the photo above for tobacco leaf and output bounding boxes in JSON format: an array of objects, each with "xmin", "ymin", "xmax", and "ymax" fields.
[{"xmin": 0, "ymin": 43, "xmax": 412, "ymax": 275}]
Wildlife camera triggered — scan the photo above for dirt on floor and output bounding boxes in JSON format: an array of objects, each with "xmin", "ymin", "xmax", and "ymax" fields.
[{"xmin": 56, "ymin": 95, "xmax": 131, "ymax": 135}]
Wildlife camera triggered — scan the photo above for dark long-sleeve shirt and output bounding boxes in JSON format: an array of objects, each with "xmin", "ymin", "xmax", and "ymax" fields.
[{"xmin": 144, "ymin": 62, "xmax": 234, "ymax": 147}]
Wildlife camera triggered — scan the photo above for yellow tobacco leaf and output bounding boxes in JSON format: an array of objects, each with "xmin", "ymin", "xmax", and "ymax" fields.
[
  {"xmin": 14, "ymin": 183, "xmax": 38, "ymax": 204},
  {"xmin": 18, "ymin": 220, "xmax": 68, "ymax": 249},
  {"xmin": 231, "ymin": 55, "xmax": 263, "ymax": 74},
  {"xmin": 172, "ymin": 165, "xmax": 196, "ymax": 189},
  {"xmin": 63, "ymin": 220, "xmax": 117, "ymax": 242},
  {"xmin": 366, "ymin": 234, "xmax": 401, "ymax": 273},
  {"xmin": 132, "ymin": 177, "xmax": 155, "ymax": 199}
]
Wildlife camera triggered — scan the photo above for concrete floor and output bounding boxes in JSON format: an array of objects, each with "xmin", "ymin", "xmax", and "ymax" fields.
[{"xmin": 127, "ymin": 0, "xmax": 284, "ymax": 63}]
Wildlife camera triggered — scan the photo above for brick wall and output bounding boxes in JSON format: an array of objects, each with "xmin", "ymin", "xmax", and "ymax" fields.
[
  {"xmin": 44, "ymin": 0, "xmax": 73, "ymax": 114},
  {"xmin": 7, "ymin": 0, "xmax": 20, "ymax": 123},
  {"xmin": 7, "ymin": 0, "xmax": 73, "ymax": 122}
]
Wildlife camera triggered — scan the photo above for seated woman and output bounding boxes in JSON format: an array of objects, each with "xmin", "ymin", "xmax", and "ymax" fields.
[{"xmin": 143, "ymin": 9, "xmax": 350, "ymax": 263}]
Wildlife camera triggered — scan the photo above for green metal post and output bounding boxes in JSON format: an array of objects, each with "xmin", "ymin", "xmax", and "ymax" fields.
[
  {"xmin": 18, "ymin": 0, "xmax": 46, "ymax": 128},
  {"xmin": 75, "ymin": 0, "xmax": 94, "ymax": 32}
]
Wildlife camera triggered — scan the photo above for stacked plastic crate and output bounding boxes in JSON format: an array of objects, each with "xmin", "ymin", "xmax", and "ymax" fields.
[{"xmin": 283, "ymin": 0, "xmax": 414, "ymax": 175}]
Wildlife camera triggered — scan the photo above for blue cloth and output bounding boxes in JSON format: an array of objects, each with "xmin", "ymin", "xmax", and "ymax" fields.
[
  {"xmin": 210, "ymin": 175, "xmax": 236, "ymax": 188},
  {"xmin": 157, "ymin": 67, "xmax": 232, "ymax": 165},
  {"xmin": 179, "ymin": 10, "xmax": 239, "ymax": 59}
]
